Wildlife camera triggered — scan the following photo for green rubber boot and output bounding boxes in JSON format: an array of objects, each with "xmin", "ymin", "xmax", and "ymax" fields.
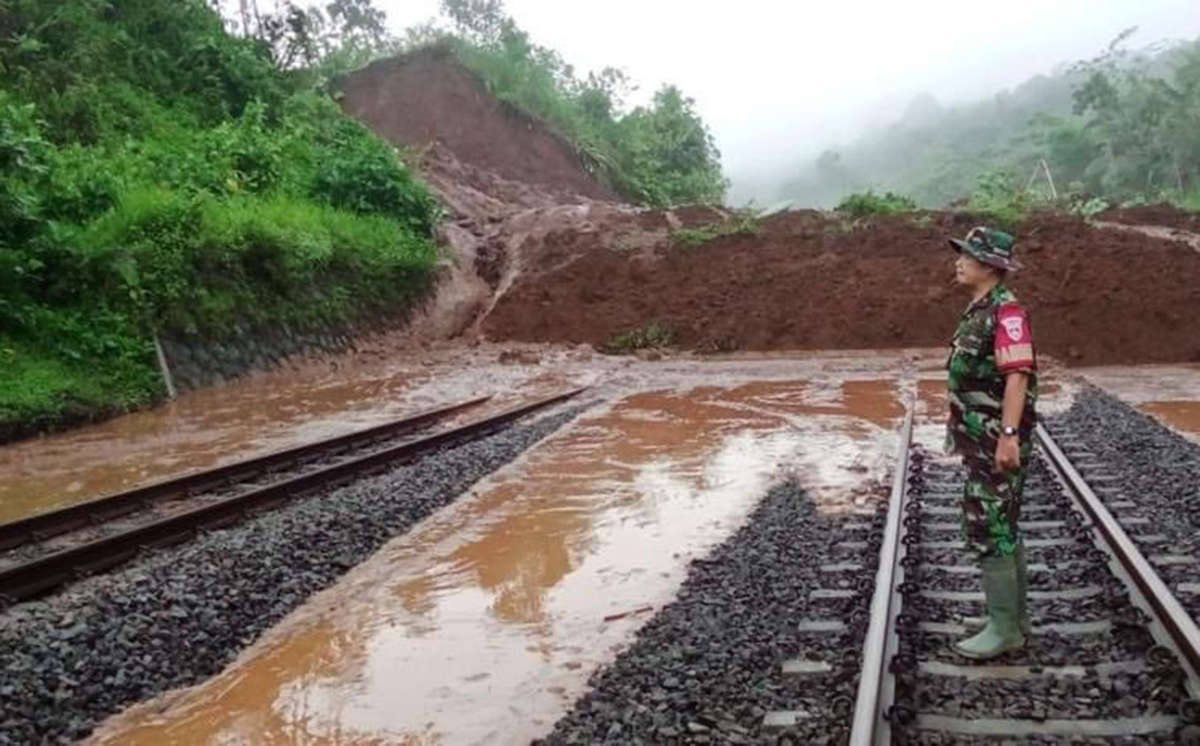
[
  {"xmin": 954, "ymin": 553, "xmax": 1026, "ymax": 660},
  {"xmin": 1014, "ymin": 542, "xmax": 1031, "ymax": 635},
  {"xmin": 960, "ymin": 543, "xmax": 1031, "ymax": 635}
]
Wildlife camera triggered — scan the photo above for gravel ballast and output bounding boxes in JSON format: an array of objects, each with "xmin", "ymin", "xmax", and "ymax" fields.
[
  {"xmin": 1049, "ymin": 386, "xmax": 1200, "ymax": 619},
  {"xmin": 0, "ymin": 408, "xmax": 580, "ymax": 745},
  {"xmin": 1050, "ymin": 386, "xmax": 1200, "ymax": 534},
  {"xmin": 895, "ymin": 447, "xmax": 1196, "ymax": 745},
  {"xmin": 537, "ymin": 481, "xmax": 886, "ymax": 745}
]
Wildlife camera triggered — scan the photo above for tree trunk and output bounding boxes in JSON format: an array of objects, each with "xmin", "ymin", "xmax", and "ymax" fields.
[{"xmin": 238, "ymin": 0, "xmax": 252, "ymax": 36}]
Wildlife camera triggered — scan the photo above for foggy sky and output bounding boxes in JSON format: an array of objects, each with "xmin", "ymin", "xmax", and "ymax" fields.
[{"xmin": 376, "ymin": 1, "xmax": 1200, "ymax": 202}]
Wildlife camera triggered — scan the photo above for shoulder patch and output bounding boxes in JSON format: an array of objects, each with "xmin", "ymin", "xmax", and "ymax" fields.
[
  {"xmin": 994, "ymin": 301, "xmax": 1035, "ymax": 371},
  {"xmin": 1001, "ymin": 314, "xmax": 1024, "ymax": 341}
]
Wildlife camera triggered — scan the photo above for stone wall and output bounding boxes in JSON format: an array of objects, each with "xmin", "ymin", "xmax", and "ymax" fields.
[{"xmin": 159, "ymin": 325, "xmax": 355, "ymax": 392}]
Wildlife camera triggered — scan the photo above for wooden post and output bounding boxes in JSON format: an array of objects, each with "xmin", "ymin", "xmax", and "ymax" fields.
[
  {"xmin": 153, "ymin": 333, "xmax": 178, "ymax": 400},
  {"xmin": 1040, "ymin": 159, "xmax": 1059, "ymax": 201},
  {"xmin": 1025, "ymin": 164, "xmax": 1042, "ymax": 193}
]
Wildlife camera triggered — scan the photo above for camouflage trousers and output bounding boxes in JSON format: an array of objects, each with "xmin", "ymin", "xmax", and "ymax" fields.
[{"xmin": 959, "ymin": 440, "xmax": 1033, "ymax": 557}]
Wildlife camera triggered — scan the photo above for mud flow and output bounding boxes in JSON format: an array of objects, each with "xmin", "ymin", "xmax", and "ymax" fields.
[
  {"xmin": 88, "ymin": 361, "xmax": 908, "ymax": 745},
  {"xmin": 0, "ymin": 344, "xmax": 593, "ymax": 525}
]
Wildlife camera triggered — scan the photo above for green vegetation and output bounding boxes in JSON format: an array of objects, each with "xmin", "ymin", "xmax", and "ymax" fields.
[
  {"xmin": 670, "ymin": 211, "xmax": 762, "ymax": 248},
  {"xmin": 601, "ymin": 323, "xmax": 677, "ymax": 354},
  {"xmin": 0, "ymin": 0, "xmax": 436, "ymax": 440},
  {"xmin": 1180, "ymin": 187, "xmax": 1200, "ymax": 212},
  {"xmin": 403, "ymin": 0, "xmax": 727, "ymax": 207},
  {"xmin": 963, "ymin": 173, "xmax": 1032, "ymax": 229},
  {"xmin": 781, "ymin": 31, "xmax": 1200, "ymax": 214},
  {"xmin": 835, "ymin": 191, "xmax": 918, "ymax": 219}
]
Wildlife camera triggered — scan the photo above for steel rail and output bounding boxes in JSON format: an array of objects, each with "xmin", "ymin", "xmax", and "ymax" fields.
[
  {"xmin": 0, "ymin": 388, "xmax": 584, "ymax": 604},
  {"xmin": 848, "ymin": 393, "xmax": 916, "ymax": 746},
  {"xmin": 1037, "ymin": 423, "xmax": 1200, "ymax": 695},
  {"xmin": 0, "ymin": 395, "xmax": 492, "ymax": 552}
]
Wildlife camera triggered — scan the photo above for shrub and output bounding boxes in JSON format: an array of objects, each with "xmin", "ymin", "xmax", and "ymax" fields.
[
  {"xmin": 1175, "ymin": 186, "xmax": 1200, "ymax": 213},
  {"xmin": 965, "ymin": 172, "xmax": 1031, "ymax": 229},
  {"xmin": 305, "ymin": 119, "xmax": 436, "ymax": 234},
  {"xmin": 602, "ymin": 322, "xmax": 677, "ymax": 354},
  {"xmin": 836, "ymin": 190, "xmax": 918, "ymax": 219},
  {"xmin": 670, "ymin": 211, "xmax": 761, "ymax": 248},
  {"xmin": 70, "ymin": 189, "xmax": 437, "ymax": 335},
  {"xmin": 0, "ymin": 90, "xmax": 49, "ymax": 244}
]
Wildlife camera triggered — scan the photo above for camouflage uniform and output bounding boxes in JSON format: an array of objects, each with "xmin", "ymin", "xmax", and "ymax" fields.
[{"xmin": 946, "ymin": 283, "xmax": 1038, "ymax": 557}]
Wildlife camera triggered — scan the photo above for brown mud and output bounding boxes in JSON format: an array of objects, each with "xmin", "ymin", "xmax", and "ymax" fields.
[
  {"xmin": 480, "ymin": 210, "xmax": 1200, "ymax": 366},
  {"xmin": 87, "ymin": 362, "xmax": 907, "ymax": 746},
  {"xmin": 0, "ymin": 342, "xmax": 597, "ymax": 525}
]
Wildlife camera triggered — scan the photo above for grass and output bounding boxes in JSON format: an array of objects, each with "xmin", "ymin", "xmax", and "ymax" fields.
[
  {"xmin": 0, "ymin": 339, "xmax": 161, "ymax": 442},
  {"xmin": 601, "ymin": 322, "xmax": 677, "ymax": 354},
  {"xmin": 670, "ymin": 211, "xmax": 761, "ymax": 248}
]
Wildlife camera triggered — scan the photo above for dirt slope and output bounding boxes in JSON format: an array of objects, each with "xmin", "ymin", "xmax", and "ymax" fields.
[
  {"xmin": 339, "ymin": 47, "xmax": 613, "ymax": 202},
  {"xmin": 480, "ymin": 210, "xmax": 1200, "ymax": 366}
]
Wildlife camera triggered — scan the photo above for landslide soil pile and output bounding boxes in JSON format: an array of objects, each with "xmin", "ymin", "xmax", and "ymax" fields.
[
  {"xmin": 481, "ymin": 209, "xmax": 1200, "ymax": 366},
  {"xmin": 339, "ymin": 47, "xmax": 613, "ymax": 203},
  {"xmin": 335, "ymin": 48, "xmax": 624, "ymax": 346}
]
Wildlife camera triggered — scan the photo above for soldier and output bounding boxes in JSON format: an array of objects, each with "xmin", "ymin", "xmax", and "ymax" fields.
[{"xmin": 945, "ymin": 226, "xmax": 1037, "ymax": 660}]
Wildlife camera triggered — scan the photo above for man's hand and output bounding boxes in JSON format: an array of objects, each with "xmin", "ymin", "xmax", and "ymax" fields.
[
  {"xmin": 995, "ymin": 370, "xmax": 1029, "ymax": 474},
  {"xmin": 995, "ymin": 435, "xmax": 1021, "ymax": 473}
]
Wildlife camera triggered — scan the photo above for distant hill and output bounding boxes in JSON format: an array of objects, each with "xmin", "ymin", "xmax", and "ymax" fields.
[{"xmin": 778, "ymin": 34, "xmax": 1200, "ymax": 210}]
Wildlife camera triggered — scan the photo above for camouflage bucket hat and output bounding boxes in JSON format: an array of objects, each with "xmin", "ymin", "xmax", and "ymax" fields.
[{"xmin": 948, "ymin": 226, "xmax": 1022, "ymax": 271}]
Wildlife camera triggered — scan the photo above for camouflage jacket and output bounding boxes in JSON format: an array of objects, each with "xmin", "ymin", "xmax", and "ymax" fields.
[{"xmin": 946, "ymin": 284, "xmax": 1037, "ymax": 456}]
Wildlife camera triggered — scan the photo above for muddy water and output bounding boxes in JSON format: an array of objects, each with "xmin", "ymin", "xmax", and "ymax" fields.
[
  {"xmin": 89, "ymin": 375, "xmax": 904, "ymax": 746},
  {"xmin": 1141, "ymin": 401, "xmax": 1200, "ymax": 441},
  {"xmin": 0, "ymin": 344, "xmax": 595, "ymax": 525},
  {"xmin": 1080, "ymin": 364, "xmax": 1200, "ymax": 444}
]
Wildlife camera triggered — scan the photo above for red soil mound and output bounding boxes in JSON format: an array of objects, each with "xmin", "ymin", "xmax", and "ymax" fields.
[
  {"xmin": 481, "ymin": 209, "xmax": 1200, "ymax": 366},
  {"xmin": 338, "ymin": 47, "xmax": 614, "ymax": 202},
  {"xmin": 1098, "ymin": 203, "xmax": 1200, "ymax": 233}
]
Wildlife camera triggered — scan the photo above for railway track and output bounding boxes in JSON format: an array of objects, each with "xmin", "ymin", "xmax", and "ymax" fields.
[
  {"xmin": 840, "ymin": 403, "xmax": 1200, "ymax": 745},
  {"xmin": 0, "ymin": 389, "xmax": 584, "ymax": 605}
]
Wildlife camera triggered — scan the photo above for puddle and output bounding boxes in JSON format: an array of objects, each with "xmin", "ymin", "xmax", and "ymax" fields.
[
  {"xmin": 1140, "ymin": 401, "xmax": 1200, "ymax": 441},
  {"xmin": 89, "ymin": 376, "xmax": 903, "ymax": 746}
]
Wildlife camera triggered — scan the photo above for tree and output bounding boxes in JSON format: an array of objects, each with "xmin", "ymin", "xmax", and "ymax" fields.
[
  {"xmin": 619, "ymin": 86, "xmax": 726, "ymax": 206},
  {"xmin": 441, "ymin": 0, "xmax": 513, "ymax": 47},
  {"xmin": 208, "ymin": 0, "xmax": 391, "ymax": 69}
]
